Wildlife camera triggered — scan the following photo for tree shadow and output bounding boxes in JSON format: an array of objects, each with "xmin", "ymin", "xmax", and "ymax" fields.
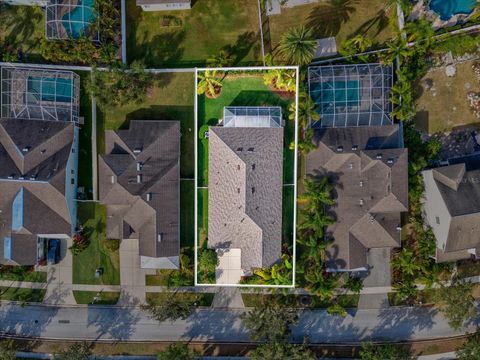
[
  {"xmin": 353, "ymin": 9, "xmax": 389, "ymax": 40},
  {"xmin": 135, "ymin": 30, "xmax": 186, "ymax": 68},
  {"xmin": 0, "ymin": 4, "xmax": 43, "ymax": 51},
  {"xmin": 306, "ymin": 0, "xmax": 359, "ymax": 39},
  {"xmin": 221, "ymin": 31, "xmax": 260, "ymax": 65},
  {"xmin": 87, "ymin": 292, "xmax": 141, "ymax": 341}
]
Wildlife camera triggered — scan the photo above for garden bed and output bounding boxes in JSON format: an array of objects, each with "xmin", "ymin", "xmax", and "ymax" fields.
[{"xmin": 145, "ymin": 292, "xmax": 214, "ymax": 307}]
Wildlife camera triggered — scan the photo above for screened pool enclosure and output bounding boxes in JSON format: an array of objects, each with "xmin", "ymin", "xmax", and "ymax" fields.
[
  {"xmin": 308, "ymin": 64, "xmax": 393, "ymax": 128},
  {"xmin": 223, "ymin": 106, "xmax": 282, "ymax": 128},
  {"xmin": 1, "ymin": 66, "xmax": 80, "ymax": 123},
  {"xmin": 46, "ymin": 0, "xmax": 98, "ymax": 40}
]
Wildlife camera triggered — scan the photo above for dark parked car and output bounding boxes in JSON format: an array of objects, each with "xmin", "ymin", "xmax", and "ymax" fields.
[{"xmin": 47, "ymin": 239, "xmax": 61, "ymax": 265}]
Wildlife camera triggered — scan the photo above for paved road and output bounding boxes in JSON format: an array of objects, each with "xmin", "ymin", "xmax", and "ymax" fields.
[{"xmin": 0, "ymin": 303, "xmax": 478, "ymax": 343}]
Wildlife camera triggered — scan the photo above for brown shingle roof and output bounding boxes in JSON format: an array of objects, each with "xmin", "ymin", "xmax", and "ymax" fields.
[
  {"xmin": 99, "ymin": 121, "xmax": 180, "ymax": 265},
  {"xmin": 306, "ymin": 125, "xmax": 408, "ymax": 271}
]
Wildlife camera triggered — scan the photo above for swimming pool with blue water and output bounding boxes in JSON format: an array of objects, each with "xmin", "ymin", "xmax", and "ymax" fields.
[
  {"xmin": 28, "ymin": 77, "xmax": 73, "ymax": 103},
  {"xmin": 62, "ymin": 0, "xmax": 95, "ymax": 38},
  {"xmin": 429, "ymin": 0, "xmax": 477, "ymax": 21}
]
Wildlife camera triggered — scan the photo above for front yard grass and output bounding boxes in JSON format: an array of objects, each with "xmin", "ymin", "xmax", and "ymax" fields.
[
  {"xmin": 0, "ymin": 267, "xmax": 46, "ymax": 283},
  {"xmin": 0, "ymin": 4, "xmax": 45, "ymax": 62},
  {"xmin": 73, "ymin": 291, "xmax": 120, "ymax": 305},
  {"xmin": 73, "ymin": 203, "xmax": 120, "ymax": 285},
  {"xmin": 126, "ymin": 0, "xmax": 262, "ymax": 67},
  {"xmin": 146, "ymin": 292, "xmax": 214, "ymax": 307},
  {"xmin": 415, "ymin": 61, "xmax": 480, "ymax": 134},
  {"xmin": 0, "ymin": 287, "xmax": 45, "ymax": 302},
  {"xmin": 97, "ymin": 72, "xmax": 195, "ymax": 178},
  {"xmin": 267, "ymin": 0, "xmax": 393, "ymax": 53}
]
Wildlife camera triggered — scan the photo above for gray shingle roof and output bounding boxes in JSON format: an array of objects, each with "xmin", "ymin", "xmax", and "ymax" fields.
[
  {"xmin": 99, "ymin": 121, "xmax": 180, "ymax": 265},
  {"xmin": 0, "ymin": 118, "xmax": 75, "ymax": 266},
  {"xmin": 207, "ymin": 126, "xmax": 283, "ymax": 271},
  {"xmin": 306, "ymin": 125, "xmax": 408, "ymax": 271},
  {"xmin": 424, "ymin": 164, "xmax": 480, "ymax": 255}
]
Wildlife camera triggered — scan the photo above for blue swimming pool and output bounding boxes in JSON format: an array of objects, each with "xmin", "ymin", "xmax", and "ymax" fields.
[
  {"xmin": 62, "ymin": 0, "xmax": 95, "ymax": 38},
  {"xmin": 310, "ymin": 80, "xmax": 360, "ymax": 113},
  {"xmin": 429, "ymin": 0, "xmax": 477, "ymax": 21},
  {"xmin": 28, "ymin": 77, "xmax": 73, "ymax": 103}
]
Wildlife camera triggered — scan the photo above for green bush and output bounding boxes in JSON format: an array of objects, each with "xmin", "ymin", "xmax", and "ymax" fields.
[{"xmin": 434, "ymin": 33, "xmax": 480, "ymax": 56}]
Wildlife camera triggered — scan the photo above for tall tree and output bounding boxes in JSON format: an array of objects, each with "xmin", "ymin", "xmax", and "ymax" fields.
[
  {"xmin": 206, "ymin": 50, "xmax": 233, "ymax": 68},
  {"xmin": 456, "ymin": 333, "xmax": 480, "ymax": 360},
  {"xmin": 197, "ymin": 70, "xmax": 223, "ymax": 98},
  {"xmin": 157, "ymin": 343, "xmax": 197, "ymax": 360},
  {"xmin": 437, "ymin": 281, "xmax": 476, "ymax": 330},
  {"xmin": 0, "ymin": 340, "xmax": 16, "ymax": 360},
  {"xmin": 141, "ymin": 292, "xmax": 197, "ymax": 322},
  {"xmin": 54, "ymin": 342, "xmax": 92, "ymax": 360},
  {"xmin": 360, "ymin": 342, "xmax": 413, "ymax": 360},
  {"xmin": 250, "ymin": 342, "xmax": 316, "ymax": 360},
  {"xmin": 278, "ymin": 25, "xmax": 317, "ymax": 66}
]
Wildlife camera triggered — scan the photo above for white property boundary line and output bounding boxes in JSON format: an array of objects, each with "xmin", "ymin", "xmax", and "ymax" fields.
[{"xmin": 194, "ymin": 66, "xmax": 299, "ymax": 288}]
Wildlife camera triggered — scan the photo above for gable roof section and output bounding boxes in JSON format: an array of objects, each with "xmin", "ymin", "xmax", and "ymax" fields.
[
  {"xmin": 207, "ymin": 126, "xmax": 283, "ymax": 270},
  {"xmin": 100, "ymin": 120, "xmax": 180, "ymax": 260},
  {"xmin": 306, "ymin": 124, "xmax": 407, "ymax": 270}
]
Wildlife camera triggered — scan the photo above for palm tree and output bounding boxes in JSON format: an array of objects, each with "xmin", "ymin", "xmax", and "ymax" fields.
[
  {"xmin": 278, "ymin": 25, "xmax": 317, "ymax": 66},
  {"xmin": 206, "ymin": 50, "xmax": 233, "ymax": 68},
  {"xmin": 304, "ymin": 268, "xmax": 337, "ymax": 300},
  {"xmin": 381, "ymin": 34, "xmax": 412, "ymax": 64},
  {"xmin": 289, "ymin": 92, "xmax": 320, "ymax": 129},
  {"xmin": 298, "ymin": 177, "xmax": 336, "ymax": 209},
  {"xmin": 197, "ymin": 70, "xmax": 223, "ymax": 98},
  {"xmin": 263, "ymin": 68, "xmax": 296, "ymax": 92},
  {"xmin": 392, "ymin": 248, "xmax": 421, "ymax": 276}
]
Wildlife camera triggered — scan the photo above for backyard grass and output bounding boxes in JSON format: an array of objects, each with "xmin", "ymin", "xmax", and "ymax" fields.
[
  {"xmin": 267, "ymin": 0, "xmax": 394, "ymax": 53},
  {"xmin": 73, "ymin": 202, "xmax": 120, "ymax": 285},
  {"xmin": 197, "ymin": 188, "xmax": 208, "ymax": 248},
  {"xmin": 73, "ymin": 291, "xmax": 120, "ymax": 305},
  {"xmin": 146, "ymin": 292, "xmax": 214, "ymax": 307},
  {"xmin": 241, "ymin": 293, "xmax": 359, "ymax": 308},
  {"xmin": 0, "ymin": 267, "xmax": 46, "ymax": 283},
  {"xmin": 126, "ymin": 0, "xmax": 262, "ymax": 67},
  {"xmin": 97, "ymin": 72, "xmax": 194, "ymax": 178},
  {"xmin": 0, "ymin": 4, "xmax": 45, "ymax": 62},
  {"xmin": 77, "ymin": 71, "xmax": 93, "ymax": 197},
  {"xmin": 415, "ymin": 61, "xmax": 480, "ymax": 134},
  {"xmin": 0, "ymin": 287, "xmax": 45, "ymax": 302}
]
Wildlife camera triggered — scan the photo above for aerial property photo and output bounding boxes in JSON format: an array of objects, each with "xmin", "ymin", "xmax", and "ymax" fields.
[
  {"xmin": 195, "ymin": 66, "xmax": 298, "ymax": 287},
  {"xmin": 3, "ymin": 0, "xmax": 480, "ymax": 358}
]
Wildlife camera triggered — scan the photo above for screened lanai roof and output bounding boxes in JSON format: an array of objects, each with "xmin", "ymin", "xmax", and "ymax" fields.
[
  {"xmin": 223, "ymin": 106, "xmax": 282, "ymax": 128},
  {"xmin": 1, "ymin": 66, "xmax": 80, "ymax": 123},
  {"xmin": 308, "ymin": 63, "xmax": 393, "ymax": 128},
  {"xmin": 46, "ymin": 0, "xmax": 98, "ymax": 40}
]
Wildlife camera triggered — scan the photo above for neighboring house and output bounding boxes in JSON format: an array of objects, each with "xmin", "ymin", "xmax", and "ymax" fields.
[
  {"xmin": 99, "ymin": 120, "xmax": 180, "ymax": 269},
  {"xmin": 422, "ymin": 161, "xmax": 480, "ymax": 262},
  {"xmin": 0, "ymin": 118, "xmax": 78, "ymax": 265},
  {"xmin": 306, "ymin": 124, "xmax": 408, "ymax": 271},
  {"xmin": 207, "ymin": 106, "xmax": 283, "ymax": 284},
  {"xmin": 136, "ymin": 0, "xmax": 191, "ymax": 11}
]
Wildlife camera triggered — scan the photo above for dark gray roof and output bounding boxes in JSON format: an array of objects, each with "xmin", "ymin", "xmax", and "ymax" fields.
[
  {"xmin": 306, "ymin": 124, "xmax": 408, "ymax": 271},
  {"xmin": 99, "ymin": 120, "xmax": 180, "ymax": 264},
  {"xmin": 207, "ymin": 126, "xmax": 283, "ymax": 271},
  {"xmin": 0, "ymin": 118, "xmax": 75, "ymax": 266}
]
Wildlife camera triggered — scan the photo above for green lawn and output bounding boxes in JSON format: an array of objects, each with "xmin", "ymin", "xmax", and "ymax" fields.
[
  {"xmin": 77, "ymin": 72, "xmax": 93, "ymax": 197},
  {"xmin": 0, "ymin": 267, "xmax": 46, "ymax": 283},
  {"xmin": 197, "ymin": 188, "xmax": 208, "ymax": 248},
  {"xmin": 146, "ymin": 292, "xmax": 214, "ymax": 307},
  {"xmin": 0, "ymin": 4, "xmax": 45, "ymax": 62},
  {"xmin": 0, "ymin": 287, "xmax": 45, "ymax": 302},
  {"xmin": 73, "ymin": 291, "xmax": 120, "ymax": 305},
  {"xmin": 97, "ymin": 72, "xmax": 195, "ymax": 178},
  {"xmin": 73, "ymin": 203, "xmax": 120, "ymax": 285},
  {"xmin": 126, "ymin": 0, "xmax": 262, "ymax": 67},
  {"xmin": 267, "ymin": 0, "xmax": 394, "ymax": 53}
]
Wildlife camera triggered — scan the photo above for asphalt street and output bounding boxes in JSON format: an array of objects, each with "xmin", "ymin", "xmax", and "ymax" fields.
[{"xmin": 1, "ymin": 304, "xmax": 478, "ymax": 343}]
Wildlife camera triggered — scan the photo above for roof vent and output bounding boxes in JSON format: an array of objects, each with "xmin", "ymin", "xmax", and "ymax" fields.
[
  {"xmin": 237, "ymin": 188, "xmax": 240, "ymax": 194},
  {"xmin": 136, "ymin": 162, "xmax": 142, "ymax": 171},
  {"xmin": 237, "ymin": 147, "xmax": 243, "ymax": 152},
  {"xmin": 22, "ymin": 146, "xmax": 30, "ymax": 153},
  {"xmin": 18, "ymin": 176, "xmax": 25, "ymax": 180},
  {"xmin": 157, "ymin": 233, "xmax": 163, "ymax": 243},
  {"xmin": 133, "ymin": 147, "xmax": 142, "ymax": 154},
  {"xmin": 396, "ymin": 226, "xmax": 402, "ymax": 231},
  {"xmin": 359, "ymin": 180, "xmax": 364, "ymax": 187},
  {"xmin": 348, "ymin": 163, "xmax": 353, "ymax": 169},
  {"xmin": 247, "ymin": 147, "xmax": 254, "ymax": 152},
  {"xmin": 40, "ymin": 149, "xmax": 46, "ymax": 154},
  {"xmin": 137, "ymin": 174, "xmax": 142, "ymax": 184},
  {"xmin": 146, "ymin": 193, "xmax": 152, "ymax": 202},
  {"xmin": 252, "ymin": 164, "xmax": 256, "ymax": 170},
  {"xmin": 111, "ymin": 175, "xmax": 116, "ymax": 184},
  {"xmin": 359, "ymin": 199, "xmax": 364, "ymax": 206},
  {"xmin": 30, "ymin": 175, "xmax": 37, "ymax": 181},
  {"xmin": 252, "ymin": 187, "xmax": 255, "ymax": 194},
  {"xmin": 387, "ymin": 158, "xmax": 394, "ymax": 164},
  {"xmin": 376, "ymin": 153, "xmax": 382, "ymax": 159},
  {"xmin": 7, "ymin": 175, "xmax": 14, "ymax": 180},
  {"xmin": 352, "ymin": 145, "xmax": 358, "ymax": 151},
  {"xmin": 337, "ymin": 146, "xmax": 343, "ymax": 152}
]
